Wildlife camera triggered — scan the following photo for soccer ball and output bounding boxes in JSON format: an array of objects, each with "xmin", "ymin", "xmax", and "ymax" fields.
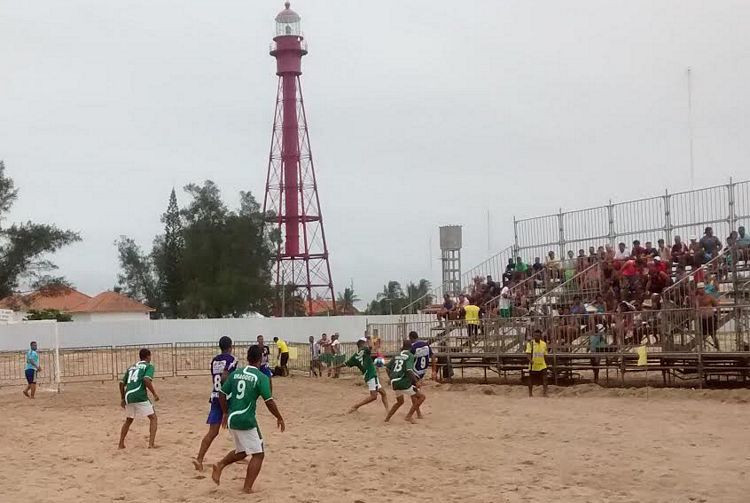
[{"xmin": 374, "ymin": 357, "xmax": 385, "ymax": 368}]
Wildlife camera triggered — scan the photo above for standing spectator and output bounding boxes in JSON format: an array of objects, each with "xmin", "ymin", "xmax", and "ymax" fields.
[
  {"xmin": 671, "ymin": 235, "xmax": 689, "ymax": 266},
  {"xmin": 657, "ymin": 239, "xmax": 671, "ymax": 263},
  {"xmin": 737, "ymin": 226, "xmax": 750, "ymax": 263},
  {"xmin": 563, "ymin": 250, "xmax": 577, "ymax": 281},
  {"xmin": 503, "ymin": 258, "xmax": 515, "ymax": 283},
  {"xmin": 330, "ymin": 333, "xmax": 341, "ymax": 378},
  {"xmin": 499, "ymin": 283, "xmax": 512, "ymax": 318},
  {"xmin": 588, "ymin": 246, "xmax": 597, "ymax": 262},
  {"xmin": 23, "ymin": 341, "xmax": 41, "ymax": 399},
  {"xmin": 309, "ymin": 335, "xmax": 322, "ymax": 377},
  {"xmin": 695, "ymin": 287, "xmax": 720, "ymax": 349},
  {"xmin": 456, "ymin": 292, "xmax": 470, "ymax": 309},
  {"xmin": 646, "ymin": 263, "xmax": 671, "ymax": 294},
  {"xmin": 463, "ymin": 298, "xmax": 481, "ymax": 339},
  {"xmin": 699, "ymin": 226, "xmax": 722, "ymax": 263},
  {"xmin": 605, "ymin": 244, "xmax": 616, "ymax": 261},
  {"xmin": 614, "ymin": 242, "xmax": 630, "ymax": 261}
]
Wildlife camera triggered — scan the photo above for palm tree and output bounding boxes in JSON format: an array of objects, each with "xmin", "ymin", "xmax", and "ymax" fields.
[
  {"xmin": 336, "ymin": 287, "xmax": 360, "ymax": 314},
  {"xmin": 405, "ymin": 279, "xmax": 432, "ymax": 313}
]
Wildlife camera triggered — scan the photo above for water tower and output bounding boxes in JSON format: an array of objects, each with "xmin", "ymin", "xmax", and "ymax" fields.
[{"xmin": 439, "ymin": 225, "xmax": 462, "ymax": 295}]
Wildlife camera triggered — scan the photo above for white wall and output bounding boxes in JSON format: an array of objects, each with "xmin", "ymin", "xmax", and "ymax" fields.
[
  {"xmin": 70, "ymin": 312, "xmax": 151, "ymax": 323},
  {"xmin": 0, "ymin": 314, "xmax": 418, "ymax": 351}
]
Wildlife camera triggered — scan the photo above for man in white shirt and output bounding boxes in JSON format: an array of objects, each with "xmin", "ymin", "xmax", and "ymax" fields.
[{"xmin": 614, "ymin": 242, "xmax": 630, "ymax": 260}]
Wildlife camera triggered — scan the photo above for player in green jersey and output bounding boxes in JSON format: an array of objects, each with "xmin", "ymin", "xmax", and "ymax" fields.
[
  {"xmin": 118, "ymin": 348, "xmax": 160, "ymax": 448},
  {"xmin": 212, "ymin": 344, "xmax": 285, "ymax": 494},
  {"xmin": 384, "ymin": 340, "xmax": 425, "ymax": 423},
  {"xmin": 337, "ymin": 337, "xmax": 388, "ymax": 413}
]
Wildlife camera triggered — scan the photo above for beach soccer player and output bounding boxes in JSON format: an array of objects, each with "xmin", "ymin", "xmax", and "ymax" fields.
[
  {"xmin": 409, "ymin": 330, "xmax": 432, "ymax": 418},
  {"xmin": 337, "ymin": 337, "xmax": 388, "ymax": 413},
  {"xmin": 23, "ymin": 341, "xmax": 41, "ymax": 399},
  {"xmin": 194, "ymin": 335, "xmax": 237, "ymax": 471},
  {"xmin": 118, "ymin": 348, "xmax": 160, "ymax": 449},
  {"xmin": 526, "ymin": 329, "xmax": 549, "ymax": 397},
  {"xmin": 385, "ymin": 340, "xmax": 425, "ymax": 424},
  {"xmin": 256, "ymin": 335, "xmax": 273, "ymax": 391},
  {"xmin": 211, "ymin": 345, "xmax": 285, "ymax": 494},
  {"xmin": 309, "ymin": 336, "xmax": 322, "ymax": 377},
  {"xmin": 273, "ymin": 336, "xmax": 290, "ymax": 377}
]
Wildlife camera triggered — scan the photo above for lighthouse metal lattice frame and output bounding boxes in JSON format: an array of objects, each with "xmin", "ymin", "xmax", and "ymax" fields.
[{"xmin": 262, "ymin": 3, "xmax": 335, "ymax": 315}]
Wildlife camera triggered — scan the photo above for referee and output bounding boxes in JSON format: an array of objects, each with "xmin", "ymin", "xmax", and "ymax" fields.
[{"xmin": 273, "ymin": 337, "xmax": 290, "ymax": 377}]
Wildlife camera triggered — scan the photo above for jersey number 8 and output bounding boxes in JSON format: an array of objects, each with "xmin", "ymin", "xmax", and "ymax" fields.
[{"xmin": 213, "ymin": 374, "xmax": 222, "ymax": 392}]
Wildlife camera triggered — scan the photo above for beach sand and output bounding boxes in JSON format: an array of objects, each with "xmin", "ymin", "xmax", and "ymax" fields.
[{"xmin": 1, "ymin": 375, "xmax": 749, "ymax": 502}]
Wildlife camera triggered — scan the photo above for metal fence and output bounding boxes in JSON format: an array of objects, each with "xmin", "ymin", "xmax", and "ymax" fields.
[
  {"xmin": 0, "ymin": 341, "xmax": 361, "ymax": 386},
  {"xmin": 514, "ymin": 179, "xmax": 750, "ymax": 263}
]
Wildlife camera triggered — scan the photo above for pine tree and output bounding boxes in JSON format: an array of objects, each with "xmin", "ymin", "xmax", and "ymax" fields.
[{"xmin": 156, "ymin": 188, "xmax": 184, "ymax": 318}]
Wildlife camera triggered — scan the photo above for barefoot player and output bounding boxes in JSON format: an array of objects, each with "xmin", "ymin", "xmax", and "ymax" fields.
[
  {"xmin": 339, "ymin": 337, "xmax": 388, "ymax": 413},
  {"xmin": 193, "ymin": 335, "xmax": 237, "ymax": 471},
  {"xmin": 118, "ymin": 348, "xmax": 160, "ymax": 449},
  {"xmin": 409, "ymin": 330, "xmax": 432, "ymax": 419},
  {"xmin": 23, "ymin": 341, "xmax": 41, "ymax": 399},
  {"xmin": 211, "ymin": 345, "xmax": 285, "ymax": 494},
  {"xmin": 385, "ymin": 340, "xmax": 425, "ymax": 424}
]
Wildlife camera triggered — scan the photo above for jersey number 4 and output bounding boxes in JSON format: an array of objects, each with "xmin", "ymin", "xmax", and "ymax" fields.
[{"xmin": 127, "ymin": 369, "xmax": 140, "ymax": 383}]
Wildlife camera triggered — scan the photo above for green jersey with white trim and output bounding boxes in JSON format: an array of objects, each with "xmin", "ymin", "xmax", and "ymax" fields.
[
  {"xmin": 345, "ymin": 347, "xmax": 377, "ymax": 381},
  {"xmin": 220, "ymin": 366, "xmax": 272, "ymax": 430},
  {"xmin": 122, "ymin": 361, "xmax": 155, "ymax": 404},
  {"xmin": 386, "ymin": 350, "xmax": 415, "ymax": 390}
]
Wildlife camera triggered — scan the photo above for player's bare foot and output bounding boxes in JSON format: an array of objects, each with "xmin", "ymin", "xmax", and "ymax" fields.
[
  {"xmin": 118, "ymin": 443, "xmax": 126, "ymax": 449},
  {"xmin": 347, "ymin": 407, "xmax": 357, "ymax": 414},
  {"xmin": 211, "ymin": 464, "xmax": 222, "ymax": 485},
  {"xmin": 148, "ymin": 444, "xmax": 158, "ymax": 449},
  {"xmin": 405, "ymin": 416, "xmax": 417, "ymax": 424},
  {"xmin": 417, "ymin": 412, "xmax": 424, "ymax": 419},
  {"xmin": 192, "ymin": 459, "xmax": 203, "ymax": 471},
  {"xmin": 23, "ymin": 390, "xmax": 30, "ymax": 398},
  {"xmin": 242, "ymin": 487, "xmax": 255, "ymax": 494}
]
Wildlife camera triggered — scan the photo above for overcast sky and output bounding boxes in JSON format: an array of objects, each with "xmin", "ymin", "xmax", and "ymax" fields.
[{"xmin": 2, "ymin": 0, "xmax": 750, "ymax": 306}]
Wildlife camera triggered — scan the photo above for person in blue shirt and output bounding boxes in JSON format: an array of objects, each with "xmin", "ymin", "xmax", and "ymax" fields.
[
  {"xmin": 23, "ymin": 341, "xmax": 41, "ymax": 399},
  {"xmin": 194, "ymin": 335, "xmax": 237, "ymax": 471},
  {"xmin": 409, "ymin": 331, "xmax": 432, "ymax": 419}
]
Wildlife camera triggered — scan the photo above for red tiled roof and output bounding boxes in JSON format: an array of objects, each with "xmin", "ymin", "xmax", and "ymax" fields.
[
  {"xmin": 70, "ymin": 291, "xmax": 154, "ymax": 313},
  {"xmin": 0, "ymin": 288, "xmax": 91, "ymax": 312},
  {"xmin": 306, "ymin": 299, "xmax": 358, "ymax": 316}
]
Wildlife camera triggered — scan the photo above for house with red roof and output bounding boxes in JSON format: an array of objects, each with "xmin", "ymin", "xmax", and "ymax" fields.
[{"xmin": 0, "ymin": 288, "xmax": 153, "ymax": 323}]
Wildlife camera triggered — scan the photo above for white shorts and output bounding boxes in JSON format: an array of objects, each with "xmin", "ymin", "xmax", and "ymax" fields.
[
  {"xmin": 125, "ymin": 401, "xmax": 154, "ymax": 418},
  {"xmin": 394, "ymin": 386, "xmax": 417, "ymax": 397},
  {"xmin": 366, "ymin": 376, "xmax": 381, "ymax": 392},
  {"xmin": 230, "ymin": 428, "xmax": 264, "ymax": 455}
]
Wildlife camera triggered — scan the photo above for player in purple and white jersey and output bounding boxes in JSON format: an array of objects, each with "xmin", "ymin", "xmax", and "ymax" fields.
[
  {"xmin": 193, "ymin": 335, "xmax": 237, "ymax": 471},
  {"xmin": 409, "ymin": 331, "xmax": 432, "ymax": 419}
]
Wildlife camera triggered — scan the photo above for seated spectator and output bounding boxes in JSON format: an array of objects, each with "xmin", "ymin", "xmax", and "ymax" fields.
[
  {"xmin": 576, "ymin": 253, "xmax": 588, "ymax": 273},
  {"xmin": 532, "ymin": 257, "xmax": 544, "ymax": 275},
  {"xmin": 699, "ymin": 226, "xmax": 722, "ymax": 264},
  {"xmin": 735, "ymin": 226, "xmax": 749, "ymax": 264},
  {"xmin": 704, "ymin": 275, "xmax": 720, "ymax": 299},
  {"xmin": 514, "ymin": 256, "xmax": 529, "ymax": 280},
  {"xmin": 653, "ymin": 255, "xmax": 668, "ymax": 273},
  {"xmin": 631, "ymin": 240, "xmax": 646, "ymax": 258},
  {"xmin": 657, "ymin": 238, "xmax": 671, "ymax": 263},
  {"xmin": 437, "ymin": 293, "xmax": 455, "ymax": 324},
  {"xmin": 570, "ymin": 295, "xmax": 586, "ymax": 316},
  {"xmin": 614, "ymin": 242, "xmax": 630, "ymax": 261},
  {"xmin": 588, "ymin": 246, "xmax": 597, "ymax": 264},
  {"xmin": 671, "ymin": 235, "xmax": 689, "ymax": 266},
  {"xmin": 688, "ymin": 237, "xmax": 702, "ymax": 268},
  {"xmin": 456, "ymin": 292, "xmax": 470, "ymax": 309},
  {"xmin": 643, "ymin": 241, "xmax": 658, "ymax": 258},
  {"xmin": 498, "ymin": 283, "xmax": 512, "ymax": 318}
]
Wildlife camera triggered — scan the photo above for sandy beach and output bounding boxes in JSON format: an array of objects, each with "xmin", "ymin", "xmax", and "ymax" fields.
[{"xmin": 1, "ymin": 374, "xmax": 749, "ymax": 503}]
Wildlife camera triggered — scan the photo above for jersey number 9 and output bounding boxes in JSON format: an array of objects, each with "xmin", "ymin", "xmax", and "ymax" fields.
[{"xmin": 236, "ymin": 380, "xmax": 246, "ymax": 399}]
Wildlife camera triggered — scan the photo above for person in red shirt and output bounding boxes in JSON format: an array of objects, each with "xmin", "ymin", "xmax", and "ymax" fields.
[
  {"xmin": 653, "ymin": 256, "xmax": 668, "ymax": 273},
  {"xmin": 646, "ymin": 265, "xmax": 671, "ymax": 294},
  {"xmin": 631, "ymin": 240, "xmax": 646, "ymax": 258},
  {"xmin": 671, "ymin": 235, "xmax": 689, "ymax": 267}
]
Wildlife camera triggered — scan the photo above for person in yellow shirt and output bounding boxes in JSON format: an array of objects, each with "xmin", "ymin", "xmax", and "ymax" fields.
[
  {"xmin": 462, "ymin": 299, "xmax": 481, "ymax": 340},
  {"xmin": 525, "ymin": 329, "xmax": 548, "ymax": 397},
  {"xmin": 273, "ymin": 337, "xmax": 290, "ymax": 377}
]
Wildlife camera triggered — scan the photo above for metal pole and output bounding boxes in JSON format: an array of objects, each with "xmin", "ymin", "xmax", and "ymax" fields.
[
  {"xmin": 687, "ymin": 67, "xmax": 695, "ymax": 189},
  {"xmin": 664, "ymin": 189, "xmax": 673, "ymax": 244},
  {"xmin": 281, "ymin": 270, "xmax": 286, "ymax": 318},
  {"xmin": 607, "ymin": 200, "xmax": 615, "ymax": 248},
  {"xmin": 53, "ymin": 321, "xmax": 61, "ymax": 393},
  {"xmin": 558, "ymin": 209, "xmax": 565, "ymax": 260}
]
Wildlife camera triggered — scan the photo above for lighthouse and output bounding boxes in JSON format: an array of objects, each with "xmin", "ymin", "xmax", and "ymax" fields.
[{"xmin": 262, "ymin": 2, "xmax": 335, "ymax": 316}]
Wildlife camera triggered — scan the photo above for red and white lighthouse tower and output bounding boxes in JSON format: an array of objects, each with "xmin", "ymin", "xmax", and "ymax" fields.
[{"xmin": 262, "ymin": 2, "xmax": 335, "ymax": 315}]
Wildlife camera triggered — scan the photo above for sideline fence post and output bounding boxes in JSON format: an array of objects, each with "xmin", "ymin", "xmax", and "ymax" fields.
[{"xmin": 53, "ymin": 321, "xmax": 61, "ymax": 392}]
